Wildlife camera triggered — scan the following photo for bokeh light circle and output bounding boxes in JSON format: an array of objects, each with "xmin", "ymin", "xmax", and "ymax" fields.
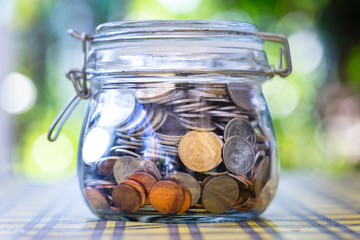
[
  {"xmin": 32, "ymin": 133, "xmax": 74, "ymax": 173},
  {"xmin": 0, "ymin": 72, "xmax": 37, "ymax": 114}
]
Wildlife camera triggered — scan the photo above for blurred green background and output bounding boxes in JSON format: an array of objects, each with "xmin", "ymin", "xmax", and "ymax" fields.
[{"xmin": 1, "ymin": 0, "xmax": 360, "ymax": 181}]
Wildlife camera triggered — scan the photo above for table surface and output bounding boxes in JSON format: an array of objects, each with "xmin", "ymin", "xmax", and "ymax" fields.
[{"xmin": 0, "ymin": 172, "xmax": 359, "ymax": 240}]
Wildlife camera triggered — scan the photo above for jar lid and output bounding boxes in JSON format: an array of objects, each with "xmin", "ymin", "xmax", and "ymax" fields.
[{"xmin": 84, "ymin": 20, "xmax": 289, "ymax": 78}]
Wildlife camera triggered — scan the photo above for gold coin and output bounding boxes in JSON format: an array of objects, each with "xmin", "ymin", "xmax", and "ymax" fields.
[{"xmin": 178, "ymin": 131, "xmax": 221, "ymax": 172}]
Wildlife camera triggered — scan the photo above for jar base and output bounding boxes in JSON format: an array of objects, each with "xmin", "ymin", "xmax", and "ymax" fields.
[{"xmin": 95, "ymin": 210, "xmax": 260, "ymax": 223}]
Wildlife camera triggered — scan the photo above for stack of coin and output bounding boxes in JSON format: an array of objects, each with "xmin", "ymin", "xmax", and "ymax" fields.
[{"xmin": 82, "ymin": 82, "xmax": 273, "ymax": 215}]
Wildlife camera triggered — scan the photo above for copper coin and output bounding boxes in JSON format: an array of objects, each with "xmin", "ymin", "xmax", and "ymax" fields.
[
  {"xmin": 149, "ymin": 181, "xmax": 184, "ymax": 213},
  {"xmin": 84, "ymin": 187, "xmax": 109, "ymax": 211},
  {"xmin": 201, "ymin": 175, "xmax": 239, "ymax": 214},
  {"xmin": 120, "ymin": 180, "xmax": 146, "ymax": 207},
  {"xmin": 232, "ymin": 177, "xmax": 251, "ymax": 207},
  {"xmin": 178, "ymin": 131, "xmax": 222, "ymax": 172},
  {"xmin": 224, "ymin": 118, "xmax": 256, "ymax": 146},
  {"xmin": 113, "ymin": 156, "xmax": 144, "ymax": 184},
  {"xmin": 164, "ymin": 172, "xmax": 201, "ymax": 206},
  {"xmin": 227, "ymin": 82, "xmax": 258, "ymax": 111},
  {"xmin": 252, "ymin": 156, "xmax": 271, "ymax": 197},
  {"xmin": 223, "ymin": 136, "xmax": 255, "ymax": 175},
  {"xmin": 97, "ymin": 156, "xmax": 118, "ymax": 179},
  {"xmin": 128, "ymin": 172, "xmax": 157, "ymax": 204},
  {"xmin": 112, "ymin": 184, "xmax": 141, "ymax": 213},
  {"xmin": 178, "ymin": 185, "xmax": 192, "ymax": 213}
]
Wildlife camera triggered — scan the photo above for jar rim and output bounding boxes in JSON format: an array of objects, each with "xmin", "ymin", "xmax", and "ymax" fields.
[{"xmin": 94, "ymin": 20, "xmax": 258, "ymax": 36}]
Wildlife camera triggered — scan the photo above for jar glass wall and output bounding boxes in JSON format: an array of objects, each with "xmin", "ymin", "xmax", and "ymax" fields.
[{"xmin": 70, "ymin": 20, "xmax": 290, "ymax": 223}]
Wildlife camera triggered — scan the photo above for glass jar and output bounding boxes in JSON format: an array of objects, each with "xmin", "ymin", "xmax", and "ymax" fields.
[{"xmin": 49, "ymin": 20, "xmax": 292, "ymax": 223}]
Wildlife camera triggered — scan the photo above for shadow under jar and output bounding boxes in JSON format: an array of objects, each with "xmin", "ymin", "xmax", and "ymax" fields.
[{"xmin": 52, "ymin": 20, "xmax": 292, "ymax": 223}]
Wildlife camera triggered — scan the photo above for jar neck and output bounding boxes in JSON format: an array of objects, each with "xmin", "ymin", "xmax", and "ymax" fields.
[{"xmin": 86, "ymin": 20, "xmax": 271, "ymax": 78}]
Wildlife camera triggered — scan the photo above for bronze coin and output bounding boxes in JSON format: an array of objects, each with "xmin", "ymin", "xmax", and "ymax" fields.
[
  {"xmin": 113, "ymin": 156, "xmax": 144, "ymax": 184},
  {"xmin": 252, "ymin": 156, "xmax": 271, "ymax": 197},
  {"xmin": 201, "ymin": 175, "xmax": 239, "ymax": 214},
  {"xmin": 120, "ymin": 180, "xmax": 146, "ymax": 207},
  {"xmin": 178, "ymin": 131, "xmax": 222, "ymax": 172},
  {"xmin": 223, "ymin": 136, "xmax": 255, "ymax": 175},
  {"xmin": 224, "ymin": 118, "xmax": 256, "ymax": 146},
  {"xmin": 97, "ymin": 156, "xmax": 118, "ymax": 179},
  {"xmin": 84, "ymin": 187, "xmax": 110, "ymax": 211},
  {"xmin": 164, "ymin": 172, "xmax": 201, "ymax": 206},
  {"xmin": 149, "ymin": 181, "xmax": 184, "ymax": 213},
  {"xmin": 178, "ymin": 185, "xmax": 192, "ymax": 213},
  {"xmin": 128, "ymin": 172, "xmax": 157, "ymax": 204},
  {"xmin": 112, "ymin": 184, "xmax": 141, "ymax": 213}
]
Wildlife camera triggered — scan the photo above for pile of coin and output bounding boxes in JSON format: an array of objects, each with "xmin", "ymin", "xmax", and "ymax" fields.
[{"xmin": 82, "ymin": 82, "xmax": 273, "ymax": 215}]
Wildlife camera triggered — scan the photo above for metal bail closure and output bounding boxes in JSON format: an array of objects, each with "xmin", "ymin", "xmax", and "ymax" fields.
[
  {"xmin": 255, "ymin": 32, "xmax": 292, "ymax": 78},
  {"xmin": 48, "ymin": 30, "xmax": 92, "ymax": 142}
]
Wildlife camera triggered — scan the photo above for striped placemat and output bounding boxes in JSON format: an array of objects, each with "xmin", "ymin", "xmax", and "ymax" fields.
[{"xmin": 0, "ymin": 172, "xmax": 359, "ymax": 240}]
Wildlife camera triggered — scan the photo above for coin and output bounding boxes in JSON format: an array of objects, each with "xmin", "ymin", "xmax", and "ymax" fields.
[
  {"xmin": 201, "ymin": 176, "xmax": 239, "ymax": 214},
  {"xmin": 156, "ymin": 113, "xmax": 185, "ymax": 136},
  {"xmin": 113, "ymin": 156, "xmax": 144, "ymax": 184},
  {"xmin": 139, "ymin": 158, "xmax": 162, "ymax": 181},
  {"xmin": 178, "ymin": 185, "xmax": 192, "ymax": 213},
  {"xmin": 99, "ymin": 91, "xmax": 136, "ymax": 127},
  {"xmin": 227, "ymin": 82, "xmax": 258, "ymax": 111},
  {"xmin": 179, "ymin": 118, "xmax": 216, "ymax": 132},
  {"xmin": 135, "ymin": 85, "xmax": 175, "ymax": 101},
  {"xmin": 173, "ymin": 102, "xmax": 208, "ymax": 113},
  {"xmin": 164, "ymin": 172, "xmax": 201, "ymax": 206},
  {"xmin": 128, "ymin": 172, "xmax": 157, "ymax": 204},
  {"xmin": 96, "ymin": 156, "xmax": 118, "ymax": 179},
  {"xmin": 84, "ymin": 187, "xmax": 110, "ymax": 210},
  {"xmin": 82, "ymin": 127, "xmax": 110, "ymax": 164},
  {"xmin": 223, "ymin": 136, "xmax": 255, "ymax": 175},
  {"xmin": 149, "ymin": 181, "xmax": 184, "ymax": 213},
  {"xmin": 114, "ymin": 148, "xmax": 142, "ymax": 158},
  {"xmin": 117, "ymin": 106, "xmax": 148, "ymax": 133},
  {"xmin": 112, "ymin": 184, "xmax": 141, "ymax": 213},
  {"xmin": 179, "ymin": 131, "xmax": 222, "ymax": 172},
  {"xmin": 252, "ymin": 156, "xmax": 271, "ymax": 197},
  {"xmin": 224, "ymin": 118, "xmax": 256, "ymax": 146},
  {"xmin": 120, "ymin": 180, "xmax": 146, "ymax": 207}
]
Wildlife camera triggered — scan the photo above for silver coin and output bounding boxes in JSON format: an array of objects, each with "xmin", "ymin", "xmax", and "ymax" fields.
[
  {"xmin": 164, "ymin": 97, "xmax": 200, "ymax": 106},
  {"xmin": 173, "ymin": 102, "xmax": 207, "ymax": 113},
  {"xmin": 224, "ymin": 118, "xmax": 256, "ymax": 146},
  {"xmin": 227, "ymin": 82, "xmax": 259, "ymax": 111},
  {"xmin": 157, "ymin": 90, "xmax": 186, "ymax": 104},
  {"xmin": 177, "ymin": 113, "xmax": 208, "ymax": 118},
  {"xmin": 110, "ymin": 145, "xmax": 139, "ymax": 151},
  {"xmin": 138, "ymin": 157, "xmax": 162, "ymax": 180},
  {"xmin": 113, "ymin": 148, "xmax": 141, "ymax": 158},
  {"xmin": 223, "ymin": 136, "xmax": 255, "ymax": 175},
  {"xmin": 116, "ymin": 106, "xmax": 147, "ymax": 133},
  {"xmin": 98, "ymin": 91, "xmax": 136, "ymax": 127},
  {"xmin": 191, "ymin": 105, "xmax": 219, "ymax": 113},
  {"xmin": 179, "ymin": 118, "xmax": 216, "ymax": 132},
  {"xmin": 116, "ymin": 138, "xmax": 144, "ymax": 146},
  {"xmin": 208, "ymin": 111, "xmax": 248, "ymax": 119},
  {"xmin": 112, "ymin": 156, "xmax": 145, "ymax": 184}
]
